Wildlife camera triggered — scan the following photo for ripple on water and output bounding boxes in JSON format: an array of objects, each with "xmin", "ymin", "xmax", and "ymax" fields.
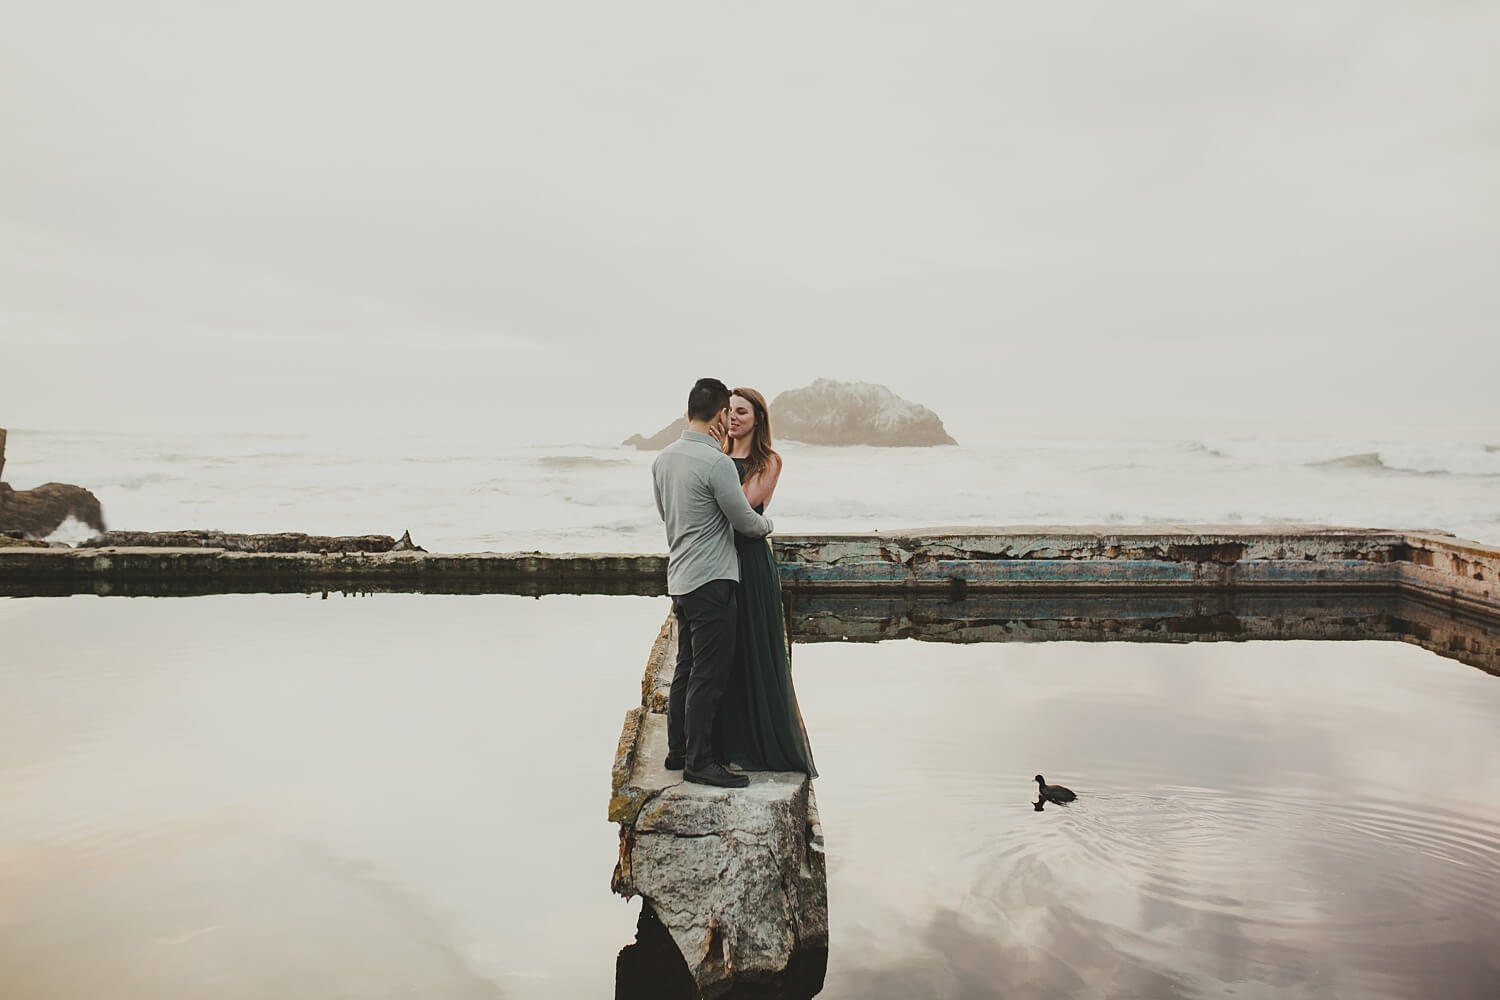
[
  {"xmin": 931, "ymin": 793, "xmax": 1496, "ymax": 998},
  {"xmin": 965, "ymin": 781, "xmax": 1500, "ymax": 963}
]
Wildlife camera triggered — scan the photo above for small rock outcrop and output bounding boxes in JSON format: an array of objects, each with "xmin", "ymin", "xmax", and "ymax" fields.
[
  {"xmin": 623, "ymin": 379, "xmax": 955, "ymax": 449},
  {"xmin": 0, "ymin": 429, "xmax": 108, "ymax": 539},
  {"xmin": 611, "ymin": 617, "xmax": 828, "ymax": 999},
  {"xmin": 624, "ymin": 417, "xmax": 689, "ymax": 450}
]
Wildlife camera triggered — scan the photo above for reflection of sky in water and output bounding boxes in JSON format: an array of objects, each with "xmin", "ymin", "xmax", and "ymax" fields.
[
  {"xmin": 0, "ymin": 594, "xmax": 670, "ymax": 999},
  {"xmin": 795, "ymin": 639, "xmax": 1500, "ymax": 999},
  {"xmin": 3, "ymin": 597, "xmax": 1499, "ymax": 998}
]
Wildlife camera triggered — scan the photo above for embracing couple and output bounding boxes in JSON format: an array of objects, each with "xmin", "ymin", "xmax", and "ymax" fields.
[{"xmin": 651, "ymin": 378, "xmax": 819, "ymax": 789}]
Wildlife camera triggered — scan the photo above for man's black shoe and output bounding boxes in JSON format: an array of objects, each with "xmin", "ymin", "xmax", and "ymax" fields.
[
  {"xmin": 684, "ymin": 763, "xmax": 749, "ymax": 788},
  {"xmin": 664, "ymin": 754, "xmax": 728, "ymax": 771}
]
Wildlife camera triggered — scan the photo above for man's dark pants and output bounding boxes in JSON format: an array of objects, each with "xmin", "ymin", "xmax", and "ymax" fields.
[{"xmin": 667, "ymin": 579, "xmax": 738, "ymax": 771}]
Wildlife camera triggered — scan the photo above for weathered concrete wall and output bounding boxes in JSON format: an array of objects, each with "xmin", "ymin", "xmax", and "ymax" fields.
[
  {"xmin": 2, "ymin": 528, "xmax": 1498, "ymax": 619},
  {"xmin": 79, "ymin": 530, "xmax": 414, "ymax": 553},
  {"xmin": 774, "ymin": 526, "xmax": 1406, "ymax": 588},
  {"xmin": 1394, "ymin": 532, "xmax": 1500, "ymax": 615},
  {"xmin": 0, "ymin": 547, "xmax": 668, "ymax": 596},
  {"xmin": 610, "ymin": 615, "xmax": 828, "ymax": 999},
  {"xmin": 773, "ymin": 527, "xmax": 1500, "ymax": 617}
]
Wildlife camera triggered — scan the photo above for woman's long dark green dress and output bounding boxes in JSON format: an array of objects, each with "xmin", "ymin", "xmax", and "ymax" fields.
[{"xmin": 719, "ymin": 457, "xmax": 818, "ymax": 777}]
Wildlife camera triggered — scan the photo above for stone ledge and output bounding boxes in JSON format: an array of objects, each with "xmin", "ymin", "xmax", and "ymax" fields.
[
  {"xmin": 0, "ymin": 547, "xmax": 668, "ymax": 597},
  {"xmin": 771, "ymin": 527, "xmax": 1500, "ymax": 617},
  {"xmin": 610, "ymin": 612, "xmax": 827, "ymax": 998},
  {"xmin": 2, "ymin": 528, "xmax": 1497, "ymax": 618},
  {"xmin": 79, "ymin": 530, "xmax": 411, "ymax": 553}
]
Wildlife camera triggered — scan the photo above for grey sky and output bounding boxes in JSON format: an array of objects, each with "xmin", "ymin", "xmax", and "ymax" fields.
[{"xmin": 3, "ymin": 2, "xmax": 1497, "ymax": 441}]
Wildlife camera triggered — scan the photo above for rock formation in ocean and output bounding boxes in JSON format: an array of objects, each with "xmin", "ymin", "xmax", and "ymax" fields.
[
  {"xmin": 770, "ymin": 379, "xmax": 956, "ymax": 446},
  {"xmin": 623, "ymin": 417, "xmax": 688, "ymax": 450},
  {"xmin": 0, "ymin": 429, "xmax": 108, "ymax": 540},
  {"xmin": 623, "ymin": 379, "xmax": 956, "ymax": 449}
]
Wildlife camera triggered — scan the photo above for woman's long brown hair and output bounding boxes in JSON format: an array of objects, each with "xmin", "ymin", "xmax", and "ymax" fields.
[{"xmin": 725, "ymin": 386, "xmax": 778, "ymax": 482}]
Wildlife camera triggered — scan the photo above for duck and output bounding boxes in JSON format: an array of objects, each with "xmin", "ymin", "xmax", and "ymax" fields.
[{"xmin": 1034, "ymin": 774, "xmax": 1076, "ymax": 804}]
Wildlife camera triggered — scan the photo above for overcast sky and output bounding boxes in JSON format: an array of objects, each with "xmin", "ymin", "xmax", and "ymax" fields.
[{"xmin": 3, "ymin": 2, "xmax": 1497, "ymax": 442}]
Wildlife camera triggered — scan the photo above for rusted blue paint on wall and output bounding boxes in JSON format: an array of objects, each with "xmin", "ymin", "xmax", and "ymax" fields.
[
  {"xmin": 777, "ymin": 561, "xmax": 909, "ymax": 584},
  {"xmin": 1231, "ymin": 560, "xmax": 1400, "ymax": 584},
  {"xmin": 914, "ymin": 559, "xmax": 1199, "ymax": 584},
  {"xmin": 770, "ymin": 529, "xmax": 1467, "ymax": 595},
  {"xmin": 4, "ymin": 528, "xmax": 1496, "ymax": 613},
  {"xmin": 777, "ymin": 557, "xmax": 1397, "ymax": 589}
]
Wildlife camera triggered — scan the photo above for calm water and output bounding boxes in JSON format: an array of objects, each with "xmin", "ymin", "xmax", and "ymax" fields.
[
  {"xmin": 3, "ymin": 595, "xmax": 1499, "ymax": 998},
  {"xmin": 797, "ymin": 639, "xmax": 1500, "ymax": 999}
]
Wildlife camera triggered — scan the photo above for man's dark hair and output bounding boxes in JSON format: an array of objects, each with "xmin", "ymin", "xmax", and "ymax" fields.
[{"xmin": 686, "ymin": 378, "xmax": 731, "ymax": 422}]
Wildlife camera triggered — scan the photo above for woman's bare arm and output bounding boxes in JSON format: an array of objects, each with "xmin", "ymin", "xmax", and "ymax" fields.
[{"xmin": 742, "ymin": 453, "xmax": 783, "ymax": 511}]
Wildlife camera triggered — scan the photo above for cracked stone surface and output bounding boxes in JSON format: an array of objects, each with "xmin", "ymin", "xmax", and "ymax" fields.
[
  {"xmin": 611, "ymin": 615, "xmax": 827, "ymax": 998},
  {"xmin": 80, "ymin": 530, "xmax": 403, "ymax": 553},
  {"xmin": 771, "ymin": 528, "xmax": 1500, "ymax": 615}
]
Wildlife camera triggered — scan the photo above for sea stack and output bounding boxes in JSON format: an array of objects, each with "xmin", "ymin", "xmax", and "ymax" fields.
[
  {"xmin": 623, "ymin": 379, "xmax": 956, "ymax": 449},
  {"xmin": 769, "ymin": 379, "xmax": 957, "ymax": 447}
]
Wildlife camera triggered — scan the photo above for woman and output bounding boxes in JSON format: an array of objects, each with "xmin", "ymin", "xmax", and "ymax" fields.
[{"xmin": 716, "ymin": 387, "xmax": 818, "ymax": 777}]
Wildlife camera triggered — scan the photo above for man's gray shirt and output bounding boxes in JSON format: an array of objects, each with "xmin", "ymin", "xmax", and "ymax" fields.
[{"xmin": 652, "ymin": 431, "xmax": 775, "ymax": 596}]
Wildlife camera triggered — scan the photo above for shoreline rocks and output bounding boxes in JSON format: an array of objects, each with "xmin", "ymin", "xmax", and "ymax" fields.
[{"xmin": 0, "ymin": 428, "xmax": 108, "ymax": 539}]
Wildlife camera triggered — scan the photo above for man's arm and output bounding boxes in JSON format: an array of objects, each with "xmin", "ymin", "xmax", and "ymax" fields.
[
  {"xmin": 709, "ymin": 458, "xmax": 774, "ymax": 537},
  {"xmin": 652, "ymin": 461, "xmax": 667, "ymax": 522}
]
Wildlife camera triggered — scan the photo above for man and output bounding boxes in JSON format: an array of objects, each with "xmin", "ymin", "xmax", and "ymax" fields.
[{"xmin": 652, "ymin": 377, "xmax": 775, "ymax": 788}]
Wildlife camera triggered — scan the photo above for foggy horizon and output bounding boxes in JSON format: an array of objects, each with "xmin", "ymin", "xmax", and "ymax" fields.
[{"xmin": 4, "ymin": 2, "xmax": 1497, "ymax": 443}]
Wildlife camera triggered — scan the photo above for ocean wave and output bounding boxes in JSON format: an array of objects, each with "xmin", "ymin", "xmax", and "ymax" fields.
[
  {"xmin": 534, "ymin": 455, "xmax": 636, "ymax": 470},
  {"xmin": 112, "ymin": 473, "xmax": 179, "ymax": 490},
  {"xmin": 44, "ymin": 516, "xmax": 104, "ymax": 545},
  {"xmin": 475, "ymin": 520, "xmax": 653, "ymax": 546},
  {"xmin": 1308, "ymin": 449, "xmax": 1500, "ymax": 477},
  {"xmin": 1308, "ymin": 452, "xmax": 1388, "ymax": 471}
]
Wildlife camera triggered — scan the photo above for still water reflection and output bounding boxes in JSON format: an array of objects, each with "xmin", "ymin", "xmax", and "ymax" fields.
[
  {"xmin": 793, "ymin": 637, "xmax": 1500, "ymax": 999},
  {"xmin": 3, "ymin": 594, "xmax": 1500, "ymax": 998},
  {"xmin": 0, "ymin": 594, "xmax": 661, "ymax": 999}
]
